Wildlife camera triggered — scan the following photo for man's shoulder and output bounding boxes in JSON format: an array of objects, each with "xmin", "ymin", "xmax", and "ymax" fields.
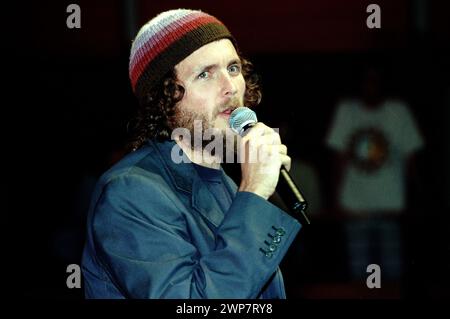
[
  {"xmin": 383, "ymin": 98, "xmax": 411, "ymax": 114},
  {"xmin": 99, "ymin": 142, "xmax": 164, "ymax": 187}
]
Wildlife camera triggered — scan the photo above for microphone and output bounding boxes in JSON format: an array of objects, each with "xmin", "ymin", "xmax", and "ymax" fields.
[{"xmin": 229, "ymin": 107, "xmax": 311, "ymax": 226}]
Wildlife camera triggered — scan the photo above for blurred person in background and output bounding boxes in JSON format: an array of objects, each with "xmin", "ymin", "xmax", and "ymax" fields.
[{"xmin": 326, "ymin": 64, "xmax": 424, "ymax": 283}]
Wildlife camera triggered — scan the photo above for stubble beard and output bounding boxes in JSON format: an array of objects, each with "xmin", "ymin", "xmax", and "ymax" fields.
[{"xmin": 170, "ymin": 104, "xmax": 239, "ymax": 162}]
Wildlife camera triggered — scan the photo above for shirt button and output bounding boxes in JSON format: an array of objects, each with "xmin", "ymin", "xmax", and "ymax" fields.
[
  {"xmin": 269, "ymin": 244, "xmax": 277, "ymax": 251},
  {"xmin": 265, "ymin": 251, "xmax": 273, "ymax": 259},
  {"xmin": 272, "ymin": 236, "xmax": 281, "ymax": 244},
  {"xmin": 275, "ymin": 228, "xmax": 286, "ymax": 236}
]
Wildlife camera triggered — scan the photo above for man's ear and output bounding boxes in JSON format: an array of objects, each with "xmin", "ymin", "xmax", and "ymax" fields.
[
  {"xmin": 173, "ymin": 82, "xmax": 185, "ymax": 101},
  {"xmin": 169, "ymin": 68, "xmax": 183, "ymax": 100}
]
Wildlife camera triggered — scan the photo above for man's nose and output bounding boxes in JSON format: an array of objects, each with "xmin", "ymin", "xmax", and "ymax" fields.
[{"xmin": 220, "ymin": 72, "xmax": 237, "ymax": 97}]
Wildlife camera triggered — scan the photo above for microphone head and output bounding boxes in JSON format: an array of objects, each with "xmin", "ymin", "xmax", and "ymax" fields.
[{"xmin": 229, "ymin": 107, "xmax": 258, "ymax": 136}]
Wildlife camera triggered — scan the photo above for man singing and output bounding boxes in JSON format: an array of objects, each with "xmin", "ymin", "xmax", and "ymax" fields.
[{"xmin": 82, "ymin": 9, "xmax": 302, "ymax": 298}]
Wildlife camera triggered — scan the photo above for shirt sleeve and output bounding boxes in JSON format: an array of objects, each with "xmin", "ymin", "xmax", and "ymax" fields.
[
  {"xmin": 390, "ymin": 102, "xmax": 425, "ymax": 155},
  {"xmin": 326, "ymin": 101, "xmax": 352, "ymax": 152}
]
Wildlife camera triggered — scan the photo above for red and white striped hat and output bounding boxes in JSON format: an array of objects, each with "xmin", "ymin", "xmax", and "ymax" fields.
[{"xmin": 129, "ymin": 9, "xmax": 235, "ymax": 99}]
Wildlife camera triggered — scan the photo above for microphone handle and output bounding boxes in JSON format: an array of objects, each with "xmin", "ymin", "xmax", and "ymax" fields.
[{"xmin": 277, "ymin": 165, "xmax": 311, "ymax": 226}]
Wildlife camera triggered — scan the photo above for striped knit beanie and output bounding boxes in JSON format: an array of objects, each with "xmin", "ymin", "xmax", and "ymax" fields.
[{"xmin": 129, "ymin": 9, "xmax": 235, "ymax": 100}]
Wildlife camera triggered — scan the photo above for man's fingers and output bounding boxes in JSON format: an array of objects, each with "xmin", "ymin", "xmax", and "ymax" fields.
[
  {"xmin": 242, "ymin": 123, "xmax": 279, "ymax": 141},
  {"xmin": 278, "ymin": 144, "xmax": 287, "ymax": 155},
  {"xmin": 242, "ymin": 127, "xmax": 281, "ymax": 148},
  {"xmin": 281, "ymin": 154, "xmax": 291, "ymax": 171},
  {"xmin": 255, "ymin": 144, "xmax": 290, "ymax": 166}
]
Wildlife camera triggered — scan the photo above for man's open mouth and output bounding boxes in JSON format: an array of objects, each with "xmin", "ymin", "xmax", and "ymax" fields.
[
  {"xmin": 220, "ymin": 105, "xmax": 241, "ymax": 115},
  {"xmin": 220, "ymin": 108, "xmax": 233, "ymax": 115}
]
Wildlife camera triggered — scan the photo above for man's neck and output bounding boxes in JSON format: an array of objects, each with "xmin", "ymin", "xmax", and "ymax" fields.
[{"xmin": 175, "ymin": 138, "xmax": 221, "ymax": 170}]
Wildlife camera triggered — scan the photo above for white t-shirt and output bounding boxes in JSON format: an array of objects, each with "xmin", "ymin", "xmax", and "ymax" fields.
[{"xmin": 326, "ymin": 99, "xmax": 424, "ymax": 213}]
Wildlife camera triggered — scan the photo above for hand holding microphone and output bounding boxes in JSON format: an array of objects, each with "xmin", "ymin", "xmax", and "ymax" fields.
[
  {"xmin": 236, "ymin": 122, "xmax": 290, "ymax": 200},
  {"xmin": 230, "ymin": 107, "xmax": 311, "ymax": 226}
]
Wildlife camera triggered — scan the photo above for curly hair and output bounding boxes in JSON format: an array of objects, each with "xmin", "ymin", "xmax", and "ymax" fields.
[{"xmin": 127, "ymin": 55, "xmax": 262, "ymax": 151}]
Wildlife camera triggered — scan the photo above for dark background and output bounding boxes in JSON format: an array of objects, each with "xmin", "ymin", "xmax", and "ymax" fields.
[{"xmin": 8, "ymin": 0, "xmax": 449, "ymax": 299}]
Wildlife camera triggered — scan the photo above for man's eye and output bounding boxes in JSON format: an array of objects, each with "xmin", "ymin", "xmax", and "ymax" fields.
[
  {"xmin": 197, "ymin": 71, "xmax": 209, "ymax": 79},
  {"xmin": 228, "ymin": 64, "xmax": 241, "ymax": 74}
]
